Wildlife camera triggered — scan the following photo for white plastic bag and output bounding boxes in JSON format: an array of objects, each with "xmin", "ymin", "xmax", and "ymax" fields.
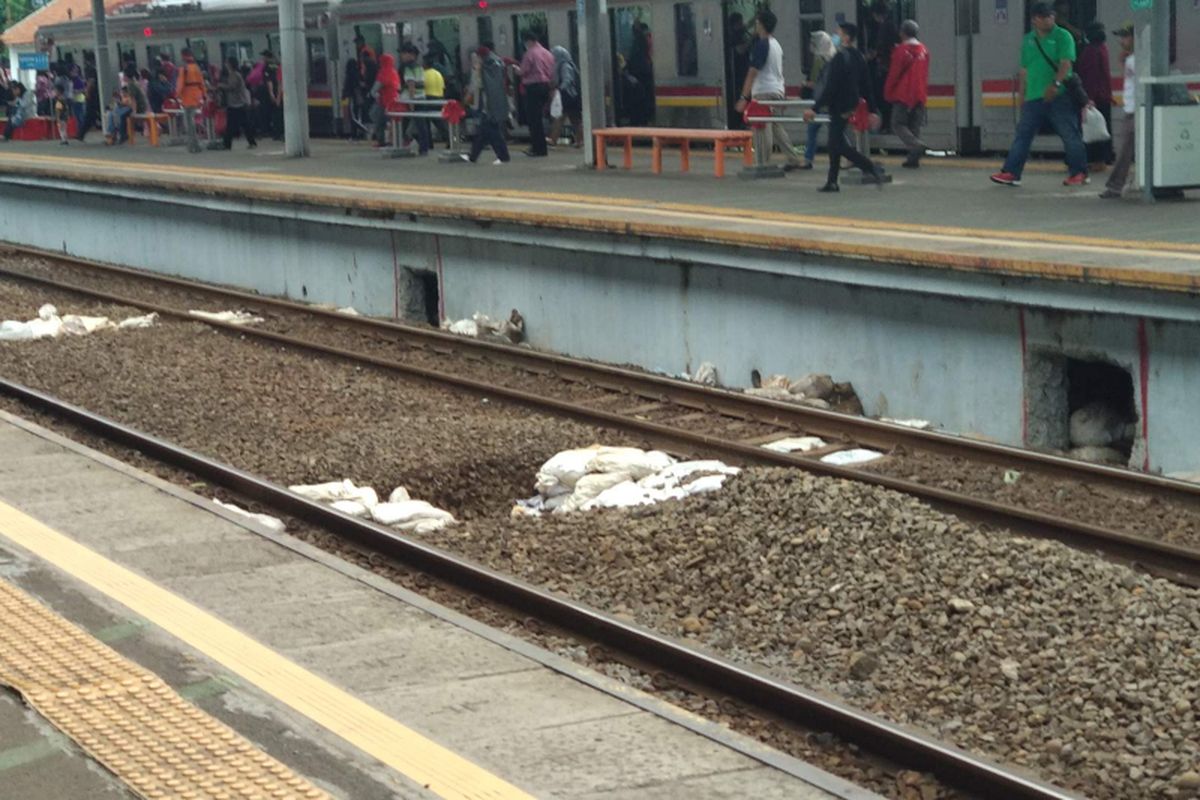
[
  {"xmin": 589, "ymin": 447, "xmax": 675, "ymax": 480},
  {"xmin": 62, "ymin": 315, "xmax": 115, "ymax": 336},
  {"xmin": 535, "ymin": 447, "xmax": 601, "ymax": 495},
  {"xmin": 1081, "ymin": 105, "xmax": 1111, "ymax": 143},
  {"xmin": 370, "ymin": 500, "xmax": 454, "ymax": 527},
  {"xmin": 550, "ymin": 90, "xmax": 564, "ymax": 119},
  {"xmin": 118, "ymin": 313, "xmax": 159, "ymax": 330}
]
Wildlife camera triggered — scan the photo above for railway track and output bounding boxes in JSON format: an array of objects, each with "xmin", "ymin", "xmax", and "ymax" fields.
[
  {"xmin": 0, "ymin": 379, "xmax": 1082, "ymax": 800},
  {"xmin": 2, "ymin": 247, "xmax": 1200, "ymax": 588}
]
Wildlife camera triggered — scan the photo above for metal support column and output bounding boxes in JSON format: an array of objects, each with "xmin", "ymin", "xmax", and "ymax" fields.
[
  {"xmin": 89, "ymin": 0, "xmax": 116, "ymax": 116},
  {"xmin": 278, "ymin": 0, "xmax": 310, "ymax": 157},
  {"xmin": 578, "ymin": 0, "xmax": 608, "ymax": 167},
  {"xmin": 1137, "ymin": 2, "xmax": 1171, "ymax": 202}
]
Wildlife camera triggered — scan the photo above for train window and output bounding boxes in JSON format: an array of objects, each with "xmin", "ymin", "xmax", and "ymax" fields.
[
  {"xmin": 798, "ymin": 2, "xmax": 824, "ymax": 79},
  {"xmin": 512, "ymin": 12, "xmax": 549, "ymax": 59},
  {"xmin": 428, "ymin": 17, "xmax": 462, "ymax": 78},
  {"xmin": 307, "ymin": 38, "xmax": 328, "ymax": 86},
  {"xmin": 186, "ymin": 40, "xmax": 207, "ymax": 69},
  {"xmin": 220, "ymin": 41, "xmax": 253, "ymax": 67},
  {"xmin": 477, "ymin": 16, "xmax": 494, "ymax": 48},
  {"xmin": 146, "ymin": 44, "xmax": 175, "ymax": 69},
  {"xmin": 674, "ymin": 4, "xmax": 698, "ymax": 77},
  {"xmin": 268, "ymin": 34, "xmax": 281, "ymax": 58}
]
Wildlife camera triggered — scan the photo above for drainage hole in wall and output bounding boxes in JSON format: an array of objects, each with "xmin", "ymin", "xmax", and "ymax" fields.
[
  {"xmin": 1067, "ymin": 358, "xmax": 1138, "ymax": 463},
  {"xmin": 416, "ymin": 271, "xmax": 440, "ymax": 326}
]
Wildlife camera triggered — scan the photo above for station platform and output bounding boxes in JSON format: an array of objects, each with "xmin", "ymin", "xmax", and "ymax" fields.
[
  {"xmin": 0, "ymin": 411, "xmax": 866, "ymax": 800},
  {"xmin": 0, "ymin": 140, "xmax": 1197, "ymax": 293}
]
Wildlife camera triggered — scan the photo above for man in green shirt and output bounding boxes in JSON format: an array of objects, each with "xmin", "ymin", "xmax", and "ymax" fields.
[{"xmin": 991, "ymin": 2, "xmax": 1087, "ymax": 187}]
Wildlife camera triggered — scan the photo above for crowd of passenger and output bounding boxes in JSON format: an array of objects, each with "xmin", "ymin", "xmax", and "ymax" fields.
[{"xmin": 0, "ymin": 48, "xmax": 288, "ymax": 151}]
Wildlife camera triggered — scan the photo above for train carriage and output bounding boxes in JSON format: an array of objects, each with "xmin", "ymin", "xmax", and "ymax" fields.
[{"xmin": 28, "ymin": 0, "xmax": 1199, "ymax": 153}]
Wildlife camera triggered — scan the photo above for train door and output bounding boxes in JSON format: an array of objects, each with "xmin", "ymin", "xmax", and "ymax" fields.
[
  {"xmin": 428, "ymin": 17, "xmax": 462, "ymax": 84},
  {"xmin": 721, "ymin": 0, "xmax": 757, "ymax": 128},
  {"xmin": 220, "ymin": 41, "xmax": 253, "ymax": 68},
  {"xmin": 610, "ymin": 5, "xmax": 653, "ymax": 124},
  {"xmin": 185, "ymin": 40, "xmax": 208, "ymax": 70}
]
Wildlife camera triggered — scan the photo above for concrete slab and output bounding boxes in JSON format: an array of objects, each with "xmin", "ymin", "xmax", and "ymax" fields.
[{"xmin": 0, "ymin": 413, "xmax": 869, "ymax": 800}]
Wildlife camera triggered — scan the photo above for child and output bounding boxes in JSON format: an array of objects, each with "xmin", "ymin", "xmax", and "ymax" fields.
[{"xmin": 52, "ymin": 85, "xmax": 70, "ymax": 145}]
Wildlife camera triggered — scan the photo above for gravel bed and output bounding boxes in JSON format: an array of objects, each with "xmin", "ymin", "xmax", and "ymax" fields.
[
  {"xmin": 0, "ymin": 399, "xmax": 944, "ymax": 800},
  {"xmin": 429, "ymin": 470, "xmax": 1200, "ymax": 800},
  {"xmin": 6, "ymin": 253, "xmax": 1200, "ymax": 552}
]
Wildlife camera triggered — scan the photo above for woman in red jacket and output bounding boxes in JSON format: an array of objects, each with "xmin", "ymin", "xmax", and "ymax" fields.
[
  {"xmin": 884, "ymin": 19, "xmax": 930, "ymax": 168},
  {"xmin": 1076, "ymin": 22, "xmax": 1113, "ymax": 169},
  {"xmin": 369, "ymin": 53, "xmax": 401, "ymax": 148}
]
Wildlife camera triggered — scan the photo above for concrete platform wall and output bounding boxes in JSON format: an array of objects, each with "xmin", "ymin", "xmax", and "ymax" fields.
[{"xmin": 1, "ymin": 179, "xmax": 1196, "ymax": 474}]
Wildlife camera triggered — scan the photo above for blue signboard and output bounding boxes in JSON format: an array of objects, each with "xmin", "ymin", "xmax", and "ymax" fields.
[{"xmin": 17, "ymin": 53, "xmax": 50, "ymax": 70}]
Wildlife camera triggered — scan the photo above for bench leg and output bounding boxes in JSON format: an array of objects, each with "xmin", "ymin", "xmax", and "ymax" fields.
[
  {"xmin": 623, "ymin": 136, "xmax": 633, "ymax": 170},
  {"xmin": 595, "ymin": 135, "xmax": 607, "ymax": 170},
  {"xmin": 715, "ymin": 142, "xmax": 726, "ymax": 178},
  {"xmin": 743, "ymin": 139, "xmax": 754, "ymax": 166},
  {"xmin": 126, "ymin": 117, "xmax": 136, "ymax": 145},
  {"xmin": 680, "ymin": 140, "xmax": 690, "ymax": 173},
  {"xmin": 149, "ymin": 119, "xmax": 159, "ymax": 147},
  {"xmin": 652, "ymin": 138, "xmax": 662, "ymax": 175}
]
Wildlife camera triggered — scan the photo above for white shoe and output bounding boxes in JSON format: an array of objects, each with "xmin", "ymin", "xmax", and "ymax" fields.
[
  {"xmin": 459, "ymin": 153, "xmax": 470, "ymax": 162},
  {"xmin": 492, "ymin": 158, "xmax": 506, "ymax": 166}
]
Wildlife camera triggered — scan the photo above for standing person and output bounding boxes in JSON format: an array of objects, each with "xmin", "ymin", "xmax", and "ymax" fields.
[
  {"xmin": 35, "ymin": 71, "xmax": 53, "ymax": 116},
  {"xmin": 398, "ymin": 44, "xmax": 430, "ymax": 154},
  {"xmin": 2, "ymin": 83, "xmax": 33, "ymax": 141},
  {"xmin": 517, "ymin": 30, "xmax": 554, "ymax": 157},
  {"xmin": 148, "ymin": 69, "xmax": 172, "ymax": 113},
  {"xmin": 628, "ymin": 22, "xmax": 655, "ymax": 125},
  {"xmin": 462, "ymin": 43, "xmax": 511, "ymax": 165},
  {"xmin": 52, "ymin": 83, "xmax": 71, "ymax": 145},
  {"xmin": 368, "ymin": 53, "xmax": 400, "ymax": 148},
  {"xmin": 342, "ymin": 55, "xmax": 363, "ymax": 138},
  {"xmin": 176, "ymin": 47, "xmax": 207, "ymax": 154},
  {"xmin": 867, "ymin": 1, "xmax": 899, "ymax": 131},
  {"xmin": 1100, "ymin": 23, "xmax": 1136, "ymax": 199},
  {"xmin": 548, "ymin": 45, "xmax": 582, "ymax": 147},
  {"xmin": 220, "ymin": 57, "xmax": 256, "ymax": 149},
  {"xmin": 1077, "ymin": 22, "xmax": 1113, "ymax": 170},
  {"xmin": 734, "ymin": 10, "xmax": 803, "ymax": 171},
  {"xmin": 158, "ymin": 53, "xmax": 177, "ymax": 86},
  {"xmin": 726, "ymin": 13, "xmax": 751, "ymax": 129},
  {"xmin": 990, "ymin": 2, "xmax": 1087, "ymax": 187},
  {"xmin": 805, "ymin": 23, "xmax": 884, "ymax": 192},
  {"xmin": 885, "ymin": 19, "xmax": 930, "ymax": 168},
  {"xmin": 801, "ymin": 31, "xmax": 837, "ymax": 170},
  {"xmin": 422, "ymin": 53, "xmax": 450, "ymax": 146}
]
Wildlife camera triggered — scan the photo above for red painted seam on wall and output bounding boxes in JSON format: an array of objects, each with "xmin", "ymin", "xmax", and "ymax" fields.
[
  {"xmin": 1138, "ymin": 318, "xmax": 1151, "ymax": 472},
  {"xmin": 1019, "ymin": 307, "xmax": 1028, "ymax": 446}
]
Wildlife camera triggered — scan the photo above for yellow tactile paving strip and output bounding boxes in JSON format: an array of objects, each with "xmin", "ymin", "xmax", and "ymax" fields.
[
  {"xmin": 0, "ymin": 498, "xmax": 534, "ymax": 800},
  {"xmin": 0, "ymin": 578, "xmax": 330, "ymax": 800}
]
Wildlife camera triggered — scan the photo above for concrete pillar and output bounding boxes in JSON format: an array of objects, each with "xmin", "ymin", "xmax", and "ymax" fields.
[
  {"xmin": 578, "ymin": 0, "xmax": 608, "ymax": 167},
  {"xmin": 89, "ymin": 0, "xmax": 117, "ymax": 111},
  {"xmin": 277, "ymin": 0, "xmax": 310, "ymax": 157},
  {"xmin": 1137, "ymin": 2, "xmax": 1171, "ymax": 202}
]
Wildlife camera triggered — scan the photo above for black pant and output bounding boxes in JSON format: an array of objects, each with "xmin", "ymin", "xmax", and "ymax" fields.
[
  {"xmin": 223, "ymin": 106, "xmax": 256, "ymax": 148},
  {"xmin": 827, "ymin": 114, "xmax": 876, "ymax": 185},
  {"xmin": 524, "ymin": 82, "xmax": 549, "ymax": 155},
  {"xmin": 469, "ymin": 116, "xmax": 510, "ymax": 162}
]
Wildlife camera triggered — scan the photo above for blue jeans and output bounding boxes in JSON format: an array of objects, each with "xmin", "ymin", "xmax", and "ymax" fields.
[
  {"xmin": 1002, "ymin": 94, "xmax": 1086, "ymax": 178},
  {"xmin": 106, "ymin": 106, "xmax": 132, "ymax": 140},
  {"xmin": 804, "ymin": 121, "xmax": 822, "ymax": 163}
]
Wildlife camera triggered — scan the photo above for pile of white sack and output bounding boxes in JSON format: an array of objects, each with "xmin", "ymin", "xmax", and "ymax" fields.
[
  {"xmin": 288, "ymin": 478, "xmax": 456, "ymax": 534},
  {"xmin": 440, "ymin": 309, "xmax": 525, "ymax": 344},
  {"xmin": 0, "ymin": 304, "xmax": 158, "ymax": 342},
  {"xmin": 514, "ymin": 445, "xmax": 741, "ymax": 517},
  {"xmin": 188, "ymin": 309, "xmax": 265, "ymax": 326},
  {"xmin": 1068, "ymin": 401, "xmax": 1135, "ymax": 464}
]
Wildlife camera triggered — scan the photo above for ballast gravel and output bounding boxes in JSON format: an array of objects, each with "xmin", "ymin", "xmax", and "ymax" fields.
[{"xmin": 427, "ymin": 469, "xmax": 1200, "ymax": 800}]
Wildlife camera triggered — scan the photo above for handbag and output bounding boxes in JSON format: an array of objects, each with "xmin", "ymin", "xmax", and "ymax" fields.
[
  {"xmin": 1081, "ymin": 105, "xmax": 1111, "ymax": 143},
  {"xmin": 1033, "ymin": 36, "xmax": 1088, "ymax": 109}
]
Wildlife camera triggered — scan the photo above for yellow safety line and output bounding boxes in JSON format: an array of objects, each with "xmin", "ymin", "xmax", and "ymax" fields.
[
  {"xmin": 0, "ymin": 499, "xmax": 535, "ymax": 800},
  {"xmin": 0, "ymin": 578, "xmax": 332, "ymax": 800},
  {"xmin": 5, "ymin": 151, "xmax": 1200, "ymax": 258}
]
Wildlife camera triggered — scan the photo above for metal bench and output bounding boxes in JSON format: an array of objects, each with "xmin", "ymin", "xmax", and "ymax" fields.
[
  {"xmin": 593, "ymin": 127, "xmax": 755, "ymax": 178},
  {"xmin": 384, "ymin": 99, "xmax": 462, "ymax": 160}
]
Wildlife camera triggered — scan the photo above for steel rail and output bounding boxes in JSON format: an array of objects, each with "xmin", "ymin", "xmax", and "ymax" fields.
[
  {"xmin": 6, "ymin": 244, "xmax": 1199, "ymax": 507},
  {"xmin": 3, "ymin": 264, "xmax": 1199, "ymax": 587},
  {"xmin": 0, "ymin": 378, "xmax": 1083, "ymax": 800}
]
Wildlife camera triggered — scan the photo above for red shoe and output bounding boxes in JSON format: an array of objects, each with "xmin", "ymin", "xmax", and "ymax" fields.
[
  {"xmin": 990, "ymin": 171, "xmax": 1020, "ymax": 186},
  {"xmin": 1063, "ymin": 173, "xmax": 1090, "ymax": 187}
]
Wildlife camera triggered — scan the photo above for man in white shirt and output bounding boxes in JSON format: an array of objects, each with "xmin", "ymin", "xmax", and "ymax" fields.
[
  {"xmin": 1101, "ymin": 23, "xmax": 1136, "ymax": 199},
  {"xmin": 735, "ymin": 10, "xmax": 803, "ymax": 169}
]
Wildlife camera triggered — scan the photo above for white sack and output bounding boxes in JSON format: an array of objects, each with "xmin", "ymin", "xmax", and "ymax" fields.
[
  {"xmin": 62, "ymin": 314, "xmax": 115, "ymax": 336},
  {"xmin": 589, "ymin": 447, "xmax": 675, "ymax": 480},
  {"xmin": 558, "ymin": 472, "xmax": 632, "ymax": 513},
  {"xmin": 330, "ymin": 499, "xmax": 371, "ymax": 518},
  {"xmin": 118, "ymin": 313, "xmax": 159, "ymax": 329},
  {"xmin": 388, "ymin": 486, "xmax": 411, "ymax": 503},
  {"xmin": 370, "ymin": 500, "xmax": 455, "ymax": 527},
  {"xmin": 0, "ymin": 321, "xmax": 34, "ymax": 341},
  {"xmin": 762, "ymin": 436, "xmax": 827, "ymax": 454},
  {"xmin": 535, "ymin": 446, "xmax": 601, "ymax": 495},
  {"xmin": 213, "ymin": 499, "xmax": 286, "ymax": 533},
  {"xmin": 821, "ymin": 449, "xmax": 884, "ymax": 466},
  {"xmin": 188, "ymin": 309, "xmax": 265, "ymax": 326}
]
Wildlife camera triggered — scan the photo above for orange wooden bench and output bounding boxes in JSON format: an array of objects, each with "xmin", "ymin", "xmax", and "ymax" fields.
[{"xmin": 593, "ymin": 127, "xmax": 754, "ymax": 178}]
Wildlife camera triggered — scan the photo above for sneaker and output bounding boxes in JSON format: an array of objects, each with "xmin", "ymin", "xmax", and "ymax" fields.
[
  {"xmin": 818, "ymin": 182, "xmax": 840, "ymax": 193},
  {"xmin": 1098, "ymin": 189, "xmax": 1122, "ymax": 200},
  {"xmin": 459, "ymin": 153, "xmax": 471, "ymax": 162},
  {"xmin": 1063, "ymin": 173, "xmax": 1090, "ymax": 187},
  {"xmin": 990, "ymin": 171, "xmax": 1020, "ymax": 186},
  {"xmin": 492, "ymin": 158, "xmax": 508, "ymax": 166}
]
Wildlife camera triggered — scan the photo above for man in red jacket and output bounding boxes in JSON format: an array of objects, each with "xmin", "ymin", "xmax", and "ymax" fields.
[{"xmin": 884, "ymin": 19, "xmax": 929, "ymax": 168}]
